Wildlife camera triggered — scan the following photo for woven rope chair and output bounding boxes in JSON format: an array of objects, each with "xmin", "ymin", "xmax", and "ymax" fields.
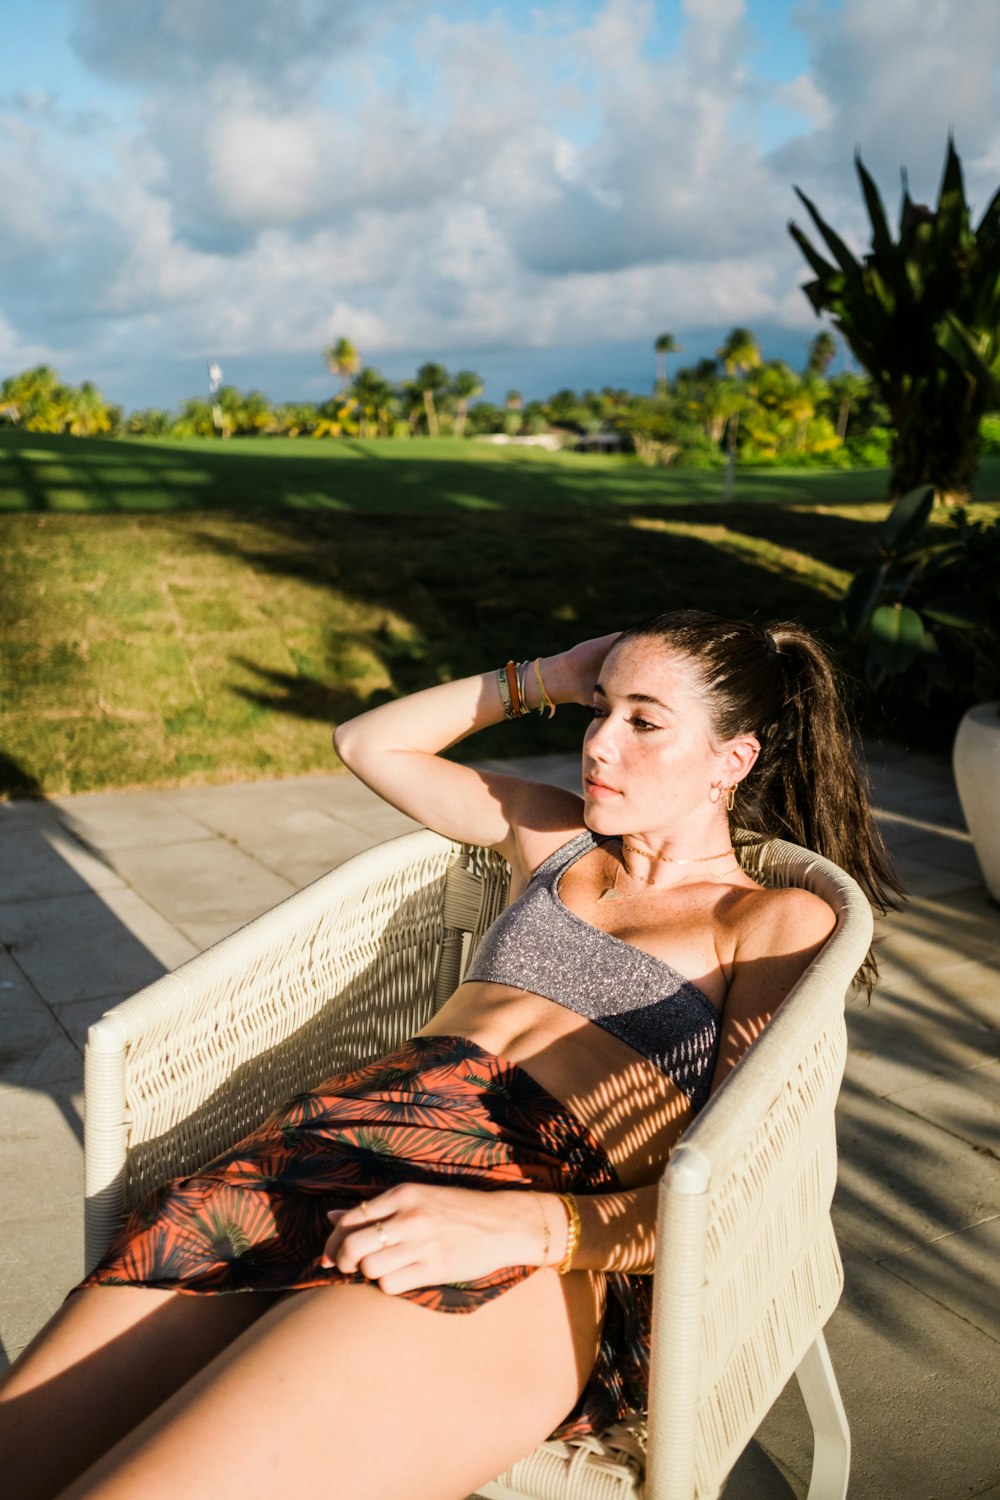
[{"xmin": 84, "ymin": 827, "xmax": 872, "ymax": 1500}]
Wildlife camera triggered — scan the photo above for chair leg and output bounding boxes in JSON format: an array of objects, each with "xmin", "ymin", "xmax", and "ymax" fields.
[{"xmin": 795, "ymin": 1331, "xmax": 851, "ymax": 1500}]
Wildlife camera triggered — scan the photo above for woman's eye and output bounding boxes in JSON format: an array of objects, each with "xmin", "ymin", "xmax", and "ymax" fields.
[
  {"xmin": 590, "ymin": 705, "xmax": 609, "ymax": 719},
  {"xmin": 631, "ymin": 717, "xmax": 659, "ymax": 732}
]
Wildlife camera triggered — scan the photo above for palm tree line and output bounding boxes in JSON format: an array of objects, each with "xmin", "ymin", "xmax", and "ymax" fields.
[{"xmin": 0, "ymin": 328, "xmax": 902, "ymax": 471}]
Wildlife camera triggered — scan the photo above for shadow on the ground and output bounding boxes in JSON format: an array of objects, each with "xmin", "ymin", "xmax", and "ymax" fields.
[{"xmin": 0, "ymin": 750, "xmax": 176, "ymax": 1370}]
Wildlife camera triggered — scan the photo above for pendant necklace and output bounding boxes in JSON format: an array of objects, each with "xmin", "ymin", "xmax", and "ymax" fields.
[{"xmin": 597, "ymin": 839, "xmax": 737, "ymax": 902}]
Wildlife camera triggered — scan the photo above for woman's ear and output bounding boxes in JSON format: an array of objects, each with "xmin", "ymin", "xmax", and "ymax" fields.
[{"xmin": 724, "ymin": 734, "xmax": 760, "ymax": 785}]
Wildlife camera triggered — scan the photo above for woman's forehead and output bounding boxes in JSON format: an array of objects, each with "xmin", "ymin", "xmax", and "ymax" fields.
[{"xmin": 600, "ymin": 639, "xmax": 701, "ymax": 695}]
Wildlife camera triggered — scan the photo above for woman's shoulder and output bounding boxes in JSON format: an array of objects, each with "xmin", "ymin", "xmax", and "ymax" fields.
[{"xmin": 723, "ymin": 881, "xmax": 837, "ymax": 962}]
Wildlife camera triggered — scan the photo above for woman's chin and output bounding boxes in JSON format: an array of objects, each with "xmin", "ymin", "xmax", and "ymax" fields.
[{"xmin": 583, "ymin": 802, "xmax": 624, "ymax": 836}]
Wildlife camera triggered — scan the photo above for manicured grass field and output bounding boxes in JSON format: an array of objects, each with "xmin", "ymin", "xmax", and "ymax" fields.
[{"xmin": 2, "ymin": 432, "xmax": 997, "ymax": 796}]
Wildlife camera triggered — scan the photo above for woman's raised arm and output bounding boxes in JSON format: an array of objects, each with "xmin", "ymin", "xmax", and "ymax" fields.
[{"xmin": 332, "ymin": 637, "xmax": 617, "ymax": 861}]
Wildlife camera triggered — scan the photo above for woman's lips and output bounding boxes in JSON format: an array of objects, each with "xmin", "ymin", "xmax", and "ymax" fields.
[{"xmin": 584, "ymin": 776, "xmax": 620, "ymax": 799}]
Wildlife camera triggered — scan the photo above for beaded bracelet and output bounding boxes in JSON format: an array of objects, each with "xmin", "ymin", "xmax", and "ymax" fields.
[{"xmin": 554, "ymin": 1193, "xmax": 581, "ymax": 1275}]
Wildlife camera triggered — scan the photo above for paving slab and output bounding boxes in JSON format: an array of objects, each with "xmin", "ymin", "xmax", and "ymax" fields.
[
  {"xmin": 756, "ymin": 1249, "xmax": 1000, "ymax": 1500},
  {"xmin": 50, "ymin": 789, "xmax": 217, "ymax": 852},
  {"xmin": 845, "ymin": 959, "xmax": 1000, "ymax": 1097},
  {"xmin": 0, "ymin": 1205, "xmax": 84, "ymax": 1371},
  {"xmin": 0, "ymin": 888, "xmax": 197, "ymax": 1006},
  {"xmin": 109, "ymin": 838, "xmax": 297, "ymax": 933},
  {"xmin": 874, "ymin": 895, "xmax": 1000, "ymax": 974},
  {"xmin": 0, "ymin": 948, "xmax": 82, "ymax": 1088},
  {"xmin": 887, "ymin": 1057, "xmax": 1000, "ymax": 1157},
  {"xmin": 0, "ymin": 1085, "xmax": 84, "ymax": 1223},
  {"xmin": 0, "ymin": 824, "xmax": 124, "ymax": 903},
  {"xmin": 833, "ymin": 1081, "xmax": 1000, "ymax": 1260},
  {"xmin": 879, "ymin": 1213, "xmax": 1000, "ymax": 1342}
]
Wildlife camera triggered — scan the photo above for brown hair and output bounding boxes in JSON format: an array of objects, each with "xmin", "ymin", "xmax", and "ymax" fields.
[{"xmin": 616, "ymin": 608, "xmax": 902, "ymax": 994}]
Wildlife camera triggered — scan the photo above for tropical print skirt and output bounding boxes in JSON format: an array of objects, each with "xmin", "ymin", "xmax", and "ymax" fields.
[{"xmin": 79, "ymin": 1034, "xmax": 651, "ymax": 1440}]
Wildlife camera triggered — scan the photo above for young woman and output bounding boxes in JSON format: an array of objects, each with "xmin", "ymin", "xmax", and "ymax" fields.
[{"xmin": 0, "ymin": 610, "xmax": 897, "ymax": 1500}]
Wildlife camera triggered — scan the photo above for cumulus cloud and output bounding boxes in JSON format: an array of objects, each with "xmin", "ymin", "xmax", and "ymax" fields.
[{"xmin": 0, "ymin": 0, "xmax": 998, "ymax": 405}]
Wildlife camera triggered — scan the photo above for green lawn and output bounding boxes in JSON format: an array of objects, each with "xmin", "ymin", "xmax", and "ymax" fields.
[{"xmin": 2, "ymin": 432, "xmax": 997, "ymax": 796}]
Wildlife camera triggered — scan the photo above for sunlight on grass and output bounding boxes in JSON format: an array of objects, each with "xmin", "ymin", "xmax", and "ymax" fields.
[{"xmin": 2, "ymin": 440, "xmax": 998, "ymax": 796}]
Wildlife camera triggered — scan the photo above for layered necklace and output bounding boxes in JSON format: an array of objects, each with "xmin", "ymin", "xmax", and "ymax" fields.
[{"xmin": 597, "ymin": 838, "xmax": 737, "ymax": 902}]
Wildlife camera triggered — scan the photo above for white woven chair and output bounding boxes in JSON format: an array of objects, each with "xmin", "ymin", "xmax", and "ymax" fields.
[{"xmin": 84, "ymin": 827, "xmax": 873, "ymax": 1500}]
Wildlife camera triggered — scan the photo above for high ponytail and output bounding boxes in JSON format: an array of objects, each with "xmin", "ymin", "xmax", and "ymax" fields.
[{"xmin": 616, "ymin": 609, "xmax": 902, "ymax": 996}]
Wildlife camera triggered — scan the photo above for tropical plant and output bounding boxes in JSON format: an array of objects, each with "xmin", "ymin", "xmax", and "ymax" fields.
[
  {"xmin": 414, "ymin": 362, "xmax": 450, "ymax": 437},
  {"xmin": 450, "ymin": 369, "xmax": 484, "ymax": 439},
  {"xmin": 324, "ymin": 337, "xmax": 361, "ymax": 391},
  {"xmin": 789, "ymin": 139, "xmax": 1000, "ymax": 503},
  {"xmin": 843, "ymin": 485, "xmax": 1000, "ymax": 719},
  {"xmin": 125, "ymin": 408, "xmax": 172, "ymax": 437},
  {"xmin": 806, "ymin": 331, "xmax": 837, "ymax": 377},
  {"xmin": 716, "ymin": 327, "xmax": 762, "ymax": 379},
  {"xmin": 349, "ymin": 367, "xmax": 397, "ymax": 438},
  {"xmin": 654, "ymin": 332, "xmax": 682, "ymax": 391}
]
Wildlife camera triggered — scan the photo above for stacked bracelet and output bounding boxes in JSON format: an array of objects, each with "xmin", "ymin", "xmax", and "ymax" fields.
[
  {"xmin": 496, "ymin": 659, "xmax": 557, "ymax": 720},
  {"xmin": 554, "ymin": 1193, "xmax": 581, "ymax": 1275}
]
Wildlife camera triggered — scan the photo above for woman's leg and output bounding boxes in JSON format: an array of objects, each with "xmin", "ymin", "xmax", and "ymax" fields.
[
  {"xmin": 62, "ymin": 1267, "xmax": 607, "ymax": 1500},
  {"xmin": 0, "ymin": 1286, "xmax": 276, "ymax": 1499}
]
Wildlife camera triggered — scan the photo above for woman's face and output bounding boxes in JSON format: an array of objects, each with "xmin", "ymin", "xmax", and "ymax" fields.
[{"xmin": 581, "ymin": 637, "xmax": 737, "ymax": 842}]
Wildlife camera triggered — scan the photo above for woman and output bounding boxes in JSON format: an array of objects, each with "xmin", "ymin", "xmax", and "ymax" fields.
[{"xmin": 0, "ymin": 610, "xmax": 897, "ymax": 1500}]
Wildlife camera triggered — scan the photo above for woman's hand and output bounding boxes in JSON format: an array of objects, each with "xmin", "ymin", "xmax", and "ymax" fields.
[
  {"xmin": 541, "ymin": 632, "xmax": 622, "ymax": 708},
  {"xmin": 321, "ymin": 1183, "xmax": 549, "ymax": 1295}
]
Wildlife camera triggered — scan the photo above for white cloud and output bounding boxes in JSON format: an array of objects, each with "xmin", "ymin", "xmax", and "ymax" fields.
[{"xmin": 0, "ymin": 0, "xmax": 998, "ymax": 406}]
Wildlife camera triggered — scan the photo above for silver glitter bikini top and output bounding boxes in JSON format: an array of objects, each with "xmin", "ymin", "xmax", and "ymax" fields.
[{"xmin": 464, "ymin": 830, "xmax": 721, "ymax": 1109}]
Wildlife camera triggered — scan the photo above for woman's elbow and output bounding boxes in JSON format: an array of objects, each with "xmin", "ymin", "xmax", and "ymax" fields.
[{"xmin": 332, "ymin": 720, "xmax": 358, "ymax": 768}]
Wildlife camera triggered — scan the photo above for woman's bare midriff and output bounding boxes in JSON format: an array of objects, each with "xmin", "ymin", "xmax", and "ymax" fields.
[{"xmin": 416, "ymin": 980, "xmax": 701, "ymax": 1189}]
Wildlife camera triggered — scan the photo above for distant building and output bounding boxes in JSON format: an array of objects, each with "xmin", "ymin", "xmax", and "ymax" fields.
[{"xmin": 573, "ymin": 430, "xmax": 625, "ymax": 452}]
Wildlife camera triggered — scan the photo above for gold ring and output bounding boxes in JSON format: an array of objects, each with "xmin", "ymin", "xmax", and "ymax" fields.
[
  {"xmin": 374, "ymin": 1221, "xmax": 388, "ymax": 1249},
  {"xmin": 358, "ymin": 1201, "xmax": 374, "ymax": 1223}
]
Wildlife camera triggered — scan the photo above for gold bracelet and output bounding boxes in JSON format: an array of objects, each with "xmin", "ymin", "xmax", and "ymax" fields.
[
  {"xmin": 534, "ymin": 1194, "xmax": 551, "ymax": 1266},
  {"xmin": 554, "ymin": 1193, "xmax": 581, "ymax": 1275},
  {"xmin": 534, "ymin": 657, "xmax": 556, "ymax": 718}
]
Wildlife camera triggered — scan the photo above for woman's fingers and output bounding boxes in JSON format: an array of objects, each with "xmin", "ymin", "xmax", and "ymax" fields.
[{"xmin": 318, "ymin": 1184, "xmax": 527, "ymax": 1289}]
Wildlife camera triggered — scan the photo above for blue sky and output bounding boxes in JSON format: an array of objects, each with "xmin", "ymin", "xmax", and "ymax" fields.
[{"xmin": 1, "ymin": 1, "xmax": 998, "ymax": 411}]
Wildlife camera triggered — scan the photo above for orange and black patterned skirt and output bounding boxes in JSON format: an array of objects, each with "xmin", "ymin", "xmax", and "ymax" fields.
[{"xmin": 79, "ymin": 1034, "xmax": 651, "ymax": 1440}]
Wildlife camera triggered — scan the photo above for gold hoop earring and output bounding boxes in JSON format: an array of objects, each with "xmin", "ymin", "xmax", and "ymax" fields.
[{"xmin": 724, "ymin": 784, "xmax": 737, "ymax": 813}]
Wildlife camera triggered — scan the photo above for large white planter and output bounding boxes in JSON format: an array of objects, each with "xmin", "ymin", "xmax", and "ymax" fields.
[{"xmin": 953, "ymin": 700, "xmax": 1000, "ymax": 904}]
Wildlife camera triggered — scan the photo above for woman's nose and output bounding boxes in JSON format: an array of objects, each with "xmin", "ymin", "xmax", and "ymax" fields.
[{"xmin": 586, "ymin": 717, "xmax": 619, "ymax": 762}]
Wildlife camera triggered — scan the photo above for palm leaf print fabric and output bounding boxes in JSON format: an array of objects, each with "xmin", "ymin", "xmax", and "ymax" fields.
[{"xmin": 79, "ymin": 1035, "xmax": 651, "ymax": 1440}]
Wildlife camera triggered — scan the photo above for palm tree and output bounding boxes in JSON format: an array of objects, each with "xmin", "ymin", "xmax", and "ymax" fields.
[
  {"xmin": 324, "ymin": 338, "xmax": 361, "ymax": 392},
  {"xmin": 415, "ymin": 362, "xmax": 449, "ymax": 437},
  {"xmin": 715, "ymin": 329, "xmax": 762, "ymax": 493},
  {"xmin": 806, "ymin": 330, "xmax": 837, "ymax": 377},
  {"xmin": 716, "ymin": 327, "xmax": 762, "ymax": 379},
  {"xmin": 827, "ymin": 371, "xmax": 870, "ymax": 441},
  {"xmin": 789, "ymin": 139, "xmax": 1000, "ymax": 502},
  {"xmin": 349, "ymin": 367, "xmax": 397, "ymax": 438},
  {"xmin": 450, "ymin": 370, "xmax": 484, "ymax": 439},
  {"xmin": 654, "ymin": 333, "xmax": 682, "ymax": 392}
]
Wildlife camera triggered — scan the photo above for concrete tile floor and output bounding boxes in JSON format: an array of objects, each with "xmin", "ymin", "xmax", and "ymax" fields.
[{"xmin": 1, "ymin": 745, "xmax": 998, "ymax": 1498}]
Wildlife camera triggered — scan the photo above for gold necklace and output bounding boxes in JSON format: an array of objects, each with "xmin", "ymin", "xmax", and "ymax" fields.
[
  {"xmin": 597, "ymin": 840, "xmax": 737, "ymax": 903},
  {"xmin": 621, "ymin": 839, "xmax": 736, "ymax": 866}
]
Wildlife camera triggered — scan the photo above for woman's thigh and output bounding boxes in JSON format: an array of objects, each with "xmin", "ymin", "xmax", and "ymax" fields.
[
  {"xmin": 64, "ymin": 1268, "xmax": 607, "ymax": 1500},
  {"xmin": 0, "ymin": 1286, "xmax": 276, "ymax": 1499}
]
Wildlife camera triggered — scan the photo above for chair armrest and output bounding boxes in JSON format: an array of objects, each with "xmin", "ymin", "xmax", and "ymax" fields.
[{"xmin": 84, "ymin": 829, "xmax": 462, "ymax": 1266}]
